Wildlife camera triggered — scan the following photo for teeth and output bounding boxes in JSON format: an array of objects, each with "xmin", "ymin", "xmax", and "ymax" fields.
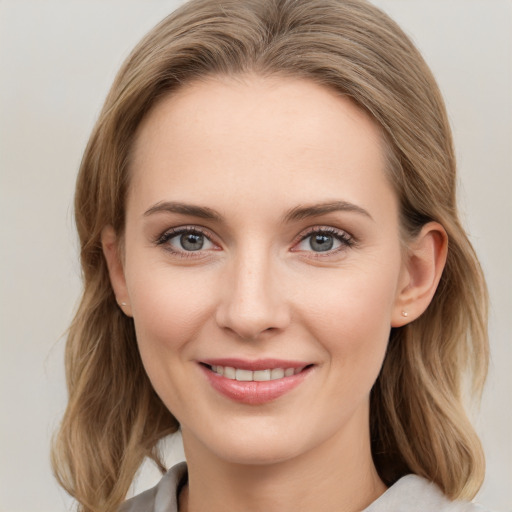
[
  {"xmin": 270, "ymin": 368, "xmax": 284, "ymax": 379},
  {"xmin": 235, "ymin": 369, "xmax": 253, "ymax": 381},
  {"xmin": 210, "ymin": 365, "xmax": 303, "ymax": 381},
  {"xmin": 253, "ymin": 369, "xmax": 271, "ymax": 381},
  {"xmin": 223, "ymin": 366, "xmax": 236, "ymax": 379}
]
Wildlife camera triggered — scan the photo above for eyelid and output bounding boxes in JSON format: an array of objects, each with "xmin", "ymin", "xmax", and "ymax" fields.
[
  {"xmin": 153, "ymin": 224, "xmax": 355, "ymax": 258},
  {"xmin": 290, "ymin": 225, "xmax": 356, "ymax": 254},
  {"xmin": 155, "ymin": 225, "xmax": 212, "ymax": 243},
  {"xmin": 154, "ymin": 225, "xmax": 221, "ymax": 257}
]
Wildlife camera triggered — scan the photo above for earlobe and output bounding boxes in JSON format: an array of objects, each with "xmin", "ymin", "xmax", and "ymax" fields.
[
  {"xmin": 101, "ymin": 226, "xmax": 132, "ymax": 317},
  {"xmin": 391, "ymin": 222, "xmax": 448, "ymax": 327}
]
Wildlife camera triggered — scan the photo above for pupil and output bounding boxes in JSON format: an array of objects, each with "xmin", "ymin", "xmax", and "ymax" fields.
[
  {"xmin": 181, "ymin": 233, "xmax": 204, "ymax": 251},
  {"xmin": 310, "ymin": 234, "xmax": 333, "ymax": 252}
]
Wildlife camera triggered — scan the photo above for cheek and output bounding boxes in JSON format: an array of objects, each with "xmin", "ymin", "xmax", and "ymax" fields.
[
  {"xmin": 126, "ymin": 263, "xmax": 217, "ymax": 357},
  {"xmin": 125, "ymin": 264, "xmax": 220, "ymax": 414},
  {"xmin": 297, "ymin": 260, "xmax": 401, "ymax": 374}
]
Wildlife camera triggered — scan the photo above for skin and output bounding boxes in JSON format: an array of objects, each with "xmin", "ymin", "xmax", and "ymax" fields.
[{"xmin": 103, "ymin": 75, "xmax": 447, "ymax": 512}]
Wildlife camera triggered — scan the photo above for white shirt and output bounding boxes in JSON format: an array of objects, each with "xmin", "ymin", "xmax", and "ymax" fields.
[{"xmin": 120, "ymin": 462, "xmax": 490, "ymax": 512}]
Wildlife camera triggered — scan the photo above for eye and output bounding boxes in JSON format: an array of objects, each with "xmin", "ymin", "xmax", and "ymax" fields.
[
  {"xmin": 293, "ymin": 227, "xmax": 354, "ymax": 254},
  {"xmin": 156, "ymin": 227, "xmax": 217, "ymax": 254}
]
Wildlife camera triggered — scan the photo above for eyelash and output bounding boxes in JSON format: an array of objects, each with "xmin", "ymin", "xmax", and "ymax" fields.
[
  {"xmin": 292, "ymin": 226, "xmax": 355, "ymax": 257},
  {"xmin": 154, "ymin": 225, "xmax": 355, "ymax": 258},
  {"xmin": 155, "ymin": 226, "xmax": 217, "ymax": 259}
]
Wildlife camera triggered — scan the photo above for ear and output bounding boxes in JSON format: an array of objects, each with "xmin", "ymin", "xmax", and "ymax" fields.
[
  {"xmin": 391, "ymin": 222, "xmax": 448, "ymax": 327},
  {"xmin": 102, "ymin": 226, "xmax": 132, "ymax": 317}
]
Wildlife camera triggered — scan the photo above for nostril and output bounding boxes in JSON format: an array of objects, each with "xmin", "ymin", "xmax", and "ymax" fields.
[{"xmin": 214, "ymin": 286, "xmax": 291, "ymax": 340}]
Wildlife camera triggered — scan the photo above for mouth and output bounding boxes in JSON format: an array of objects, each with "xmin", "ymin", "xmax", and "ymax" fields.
[
  {"xmin": 205, "ymin": 364, "xmax": 307, "ymax": 381},
  {"xmin": 199, "ymin": 359, "xmax": 315, "ymax": 405}
]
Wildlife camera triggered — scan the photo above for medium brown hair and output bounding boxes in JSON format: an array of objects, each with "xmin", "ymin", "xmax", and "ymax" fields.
[{"xmin": 52, "ymin": 1, "xmax": 489, "ymax": 510}]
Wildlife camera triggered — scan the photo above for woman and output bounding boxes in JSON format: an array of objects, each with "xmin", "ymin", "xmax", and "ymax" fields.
[{"xmin": 52, "ymin": 0, "xmax": 490, "ymax": 511}]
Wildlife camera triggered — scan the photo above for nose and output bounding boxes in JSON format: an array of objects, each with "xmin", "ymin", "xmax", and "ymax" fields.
[{"xmin": 215, "ymin": 251, "xmax": 291, "ymax": 340}]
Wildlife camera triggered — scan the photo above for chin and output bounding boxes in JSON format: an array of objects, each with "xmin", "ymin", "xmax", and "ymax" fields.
[
  {"xmin": 182, "ymin": 416, "xmax": 325, "ymax": 469},
  {"xmin": 214, "ymin": 440, "xmax": 305, "ymax": 467}
]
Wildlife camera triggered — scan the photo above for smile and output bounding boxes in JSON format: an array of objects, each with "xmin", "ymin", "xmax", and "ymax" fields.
[
  {"xmin": 209, "ymin": 365, "xmax": 305, "ymax": 381},
  {"xmin": 200, "ymin": 359, "xmax": 314, "ymax": 405}
]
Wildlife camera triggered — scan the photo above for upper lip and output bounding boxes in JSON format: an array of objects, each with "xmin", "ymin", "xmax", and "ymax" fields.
[{"xmin": 200, "ymin": 358, "xmax": 313, "ymax": 371}]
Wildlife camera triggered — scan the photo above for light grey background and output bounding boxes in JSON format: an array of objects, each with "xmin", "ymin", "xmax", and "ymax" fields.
[{"xmin": 0, "ymin": 1, "xmax": 510, "ymax": 510}]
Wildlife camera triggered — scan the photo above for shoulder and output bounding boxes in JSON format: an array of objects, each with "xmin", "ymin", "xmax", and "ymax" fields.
[
  {"xmin": 121, "ymin": 465, "xmax": 492, "ymax": 512},
  {"xmin": 119, "ymin": 462, "xmax": 187, "ymax": 512},
  {"xmin": 364, "ymin": 474, "xmax": 491, "ymax": 512}
]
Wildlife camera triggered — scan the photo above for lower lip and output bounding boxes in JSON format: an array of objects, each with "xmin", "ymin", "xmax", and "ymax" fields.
[{"xmin": 200, "ymin": 365, "xmax": 313, "ymax": 405}]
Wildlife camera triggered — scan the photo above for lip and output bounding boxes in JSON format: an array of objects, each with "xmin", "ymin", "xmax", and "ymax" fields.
[
  {"xmin": 199, "ymin": 358, "xmax": 314, "ymax": 405},
  {"xmin": 201, "ymin": 358, "xmax": 309, "ymax": 371}
]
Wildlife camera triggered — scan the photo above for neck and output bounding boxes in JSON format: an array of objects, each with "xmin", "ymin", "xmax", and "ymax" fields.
[{"xmin": 179, "ymin": 419, "xmax": 386, "ymax": 512}]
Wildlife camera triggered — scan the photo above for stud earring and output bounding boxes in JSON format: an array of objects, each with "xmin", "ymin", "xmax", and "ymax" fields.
[
  {"xmin": 401, "ymin": 311, "xmax": 408, "ymax": 318},
  {"xmin": 120, "ymin": 302, "xmax": 127, "ymax": 307}
]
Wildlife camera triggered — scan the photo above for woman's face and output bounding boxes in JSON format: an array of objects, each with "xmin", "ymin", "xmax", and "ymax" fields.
[{"xmin": 112, "ymin": 76, "xmax": 410, "ymax": 465}]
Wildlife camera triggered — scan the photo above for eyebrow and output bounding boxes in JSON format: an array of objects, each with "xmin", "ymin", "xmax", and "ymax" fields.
[
  {"xmin": 283, "ymin": 201, "xmax": 373, "ymax": 223},
  {"xmin": 144, "ymin": 200, "xmax": 373, "ymax": 223},
  {"xmin": 144, "ymin": 201, "xmax": 222, "ymax": 221}
]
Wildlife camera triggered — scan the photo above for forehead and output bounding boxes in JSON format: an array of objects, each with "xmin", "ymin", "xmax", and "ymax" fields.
[{"xmin": 128, "ymin": 75, "xmax": 396, "ymax": 221}]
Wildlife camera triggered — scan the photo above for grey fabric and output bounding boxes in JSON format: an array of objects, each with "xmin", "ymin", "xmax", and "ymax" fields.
[
  {"xmin": 364, "ymin": 474, "xmax": 488, "ymax": 512},
  {"xmin": 120, "ymin": 462, "xmax": 489, "ymax": 512},
  {"xmin": 119, "ymin": 462, "xmax": 187, "ymax": 512}
]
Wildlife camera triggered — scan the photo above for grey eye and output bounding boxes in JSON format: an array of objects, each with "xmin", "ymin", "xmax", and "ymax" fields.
[
  {"xmin": 161, "ymin": 229, "xmax": 216, "ymax": 253},
  {"xmin": 295, "ymin": 228, "xmax": 352, "ymax": 254},
  {"xmin": 180, "ymin": 233, "xmax": 205, "ymax": 251},
  {"xmin": 309, "ymin": 234, "xmax": 334, "ymax": 252}
]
